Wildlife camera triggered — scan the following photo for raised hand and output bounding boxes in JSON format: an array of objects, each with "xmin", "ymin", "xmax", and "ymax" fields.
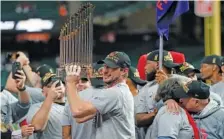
[
  {"xmin": 14, "ymin": 70, "xmax": 26, "ymax": 90},
  {"xmin": 65, "ymin": 65, "xmax": 81, "ymax": 84},
  {"xmin": 47, "ymin": 81, "xmax": 64, "ymax": 101}
]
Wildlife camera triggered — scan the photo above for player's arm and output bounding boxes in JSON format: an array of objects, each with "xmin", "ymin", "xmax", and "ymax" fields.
[
  {"xmin": 135, "ymin": 91, "xmax": 157, "ymax": 127},
  {"xmin": 66, "ymin": 65, "xmax": 120, "ymax": 123},
  {"xmin": 31, "ymin": 82, "xmax": 62, "ymax": 131},
  {"xmin": 62, "ymin": 126, "xmax": 71, "ymax": 139},
  {"xmin": 66, "ymin": 80, "xmax": 97, "ymax": 123},
  {"xmin": 136, "ymin": 111, "xmax": 157, "ymax": 127}
]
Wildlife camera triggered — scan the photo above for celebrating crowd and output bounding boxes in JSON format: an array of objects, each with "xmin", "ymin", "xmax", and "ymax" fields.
[{"xmin": 1, "ymin": 50, "xmax": 224, "ymax": 139}]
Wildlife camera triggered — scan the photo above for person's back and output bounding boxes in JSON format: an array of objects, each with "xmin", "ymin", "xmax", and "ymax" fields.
[
  {"xmin": 92, "ymin": 83, "xmax": 135, "ymax": 139},
  {"xmin": 147, "ymin": 106, "xmax": 193, "ymax": 139},
  {"xmin": 27, "ymin": 102, "xmax": 64, "ymax": 139},
  {"xmin": 193, "ymin": 99, "xmax": 224, "ymax": 139}
]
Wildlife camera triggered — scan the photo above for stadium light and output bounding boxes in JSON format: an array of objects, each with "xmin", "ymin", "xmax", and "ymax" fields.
[
  {"xmin": 0, "ymin": 21, "xmax": 15, "ymax": 30},
  {"xmin": 16, "ymin": 18, "xmax": 54, "ymax": 32}
]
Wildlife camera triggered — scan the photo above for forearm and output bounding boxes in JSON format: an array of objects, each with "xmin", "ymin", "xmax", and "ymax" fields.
[
  {"xmin": 136, "ymin": 113, "xmax": 156, "ymax": 127},
  {"xmin": 18, "ymin": 90, "xmax": 30, "ymax": 104},
  {"xmin": 22, "ymin": 65, "xmax": 35, "ymax": 87},
  {"xmin": 62, "ymin": 126, "xmax": 71, "ymax": 139},
  {"xmin": 31, "ymin": 97, "xmax": 53, "ymax": 131},
  {"xmin": 66, "ymin": 82, "xmax": 96, "ymax": 120},
  {"xmin": 66, "ymin": 82, "xmax": 83, "ymax": 114},
  {"xmin": 5, "ymin": 72, "xmax": 19, "ymax": 93}
]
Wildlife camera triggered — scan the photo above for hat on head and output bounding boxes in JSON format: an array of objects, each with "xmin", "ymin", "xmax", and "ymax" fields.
[
  {"xmin": 36, "ymin": 64, "xmax": 54, "ymax": 78},
  {"xmin": 129, "ymin": 66, "xmax": 147, "ymax": 86},
  {"xmin": 169, "ymin": 51, "xmax": 185, "ymax": 64},
  {"xmin": 147, "ymin": 50, "xmax": 180, "ymax": 68},
  {"xmin": 41, "ymin": 72, "xmax": 57, "ymax": 86},
  {"xmin": 137, "ymin": 54, "xmax": 147, "ymax": 80},
  {"xmin": 97, "ymin": 51, "xmax": 131, "ymax": 68},
  {"xmin": 173, "ymin": 81, "xmax": 210, "ymax": 99},
  {"xmin": 201, "ymin": 55, "xmax": 222, "ymax": 67},
  {"xmin": 90, "ymin": 62, "xmax": 105, "ymax": 87},
  {"xmin": 221, "ymin": 57, "xmax": 224, "ymax": 66},
  {"xmin": 179, "ymin": 62, "xmax": 200, "ymax": 75}
]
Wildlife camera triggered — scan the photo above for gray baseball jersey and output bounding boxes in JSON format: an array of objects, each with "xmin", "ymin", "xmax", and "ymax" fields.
[
  {"xmin": 210, "ymin": 81, "xmax": 224, "ymax": 103},
  {"xmin": 1, "ymin": 89, "xmax": 31, "ymax": 124},
  {"xmin": 27, "ymin": 102, "xmax": 65, "ymax": 139},
  {"xmin": 61, "ymin": 87, "xmax": 97, "ymax": 139},
  {"xmin": 135, "ymin": 81, "xmax": 159, "ymax": 114},
  {"xmin": 25, "ymin": 86, "xmax": 45, "ymax": 104},
  {"xmin": 146, "ymin": 106, "xmax": 193, "ymax": 139},
  {"xmin": 90, "ymin": 82, "xmax": 135, "ymax": 139}
]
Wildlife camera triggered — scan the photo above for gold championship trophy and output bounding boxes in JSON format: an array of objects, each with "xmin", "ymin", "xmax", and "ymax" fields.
[{"xmin": 57, "ymin": 3, "xmax": 95, "ymax": 78}]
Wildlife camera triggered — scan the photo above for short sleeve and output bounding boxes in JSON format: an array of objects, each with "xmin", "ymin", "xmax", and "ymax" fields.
[
  {"xmin": 26, "ymin": 86, "xmax": 45, "ymax": 104},
  {"xmin": 135, "ymin": 89, "xmax": 147, "ymax": 113},
  {"xmin": 26, "ymin": 103, "xmax": 41, "ymax": 124},
  {"xmin": 157, "ymin": 111, "xmax": 181, "ymax": 139},
  {"xmin": 61, "ymin": 103, "xmax": 72, "ymax": 126},
  {"xmin": 90, "ymin": 88, "xmax": 120, "ymax": 115}
]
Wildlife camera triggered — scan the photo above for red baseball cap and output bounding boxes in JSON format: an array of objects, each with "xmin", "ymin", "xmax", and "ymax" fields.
[
  {"xmin": 169, "ymin": 51, "xmax": 185, "ymax": 64},
  {"xmin": 137, "ymin": 54, "xmax": 147, "ymax": 80}
]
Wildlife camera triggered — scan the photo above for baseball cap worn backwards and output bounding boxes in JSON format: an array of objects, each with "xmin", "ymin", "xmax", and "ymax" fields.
[
  {"xmin": 173, "ymin": 81, "xmax": 210, "ymax": 99},
  {"xmin": 97, "ymin": 51, "xmax": 131, "ymax": 68},
  {"xmin": 179, "ymin": 62, "xmax": 200, "ymax": 75},
  {"xmin": 201, "ymin": 55, "xmax": 222, "ymax": 67},
  {"xmin": 147, "ymin": 50, "xmax": 180, "ymax": 68}
]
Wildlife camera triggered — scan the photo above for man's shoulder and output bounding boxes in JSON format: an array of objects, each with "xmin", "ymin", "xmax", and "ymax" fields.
[
  {"xmin": 157, "ymin": 106, "xmax": 185, "ymax": 118},
  {"xmin": 212, "ymin": 81, "xmax": 224, "ymax": 89},
  {"xmin": 139, "ymin": 82, "xmax": 158, "ymax": 96}
]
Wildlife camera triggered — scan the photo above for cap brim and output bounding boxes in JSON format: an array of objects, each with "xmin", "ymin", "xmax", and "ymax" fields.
[
  {"xmin": 131, "ymin": 77, "xmax": 147, "ymax": 86},
  {"xmin": 183, "ymin": 68, "xmax": 200, "ymax": 75},
  {"xmin": 90, "ymin": 77, "xmax": 105, "ymax": 87},
  {"xmin": 97, "ymin": 59, "xmax": 119, "ymax": 68},
  {"xmin": 173, "ymin": 87, "xmax": 190, "ymax": 99},
  {"xmin": 164, "ymin": 61, "xmax": 180, "ymax": 68}
]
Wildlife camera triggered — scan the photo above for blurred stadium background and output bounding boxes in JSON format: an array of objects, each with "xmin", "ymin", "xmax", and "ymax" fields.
[{"xmin": 1, "ymin": 1, "xmax": 224, "ymax": 87}]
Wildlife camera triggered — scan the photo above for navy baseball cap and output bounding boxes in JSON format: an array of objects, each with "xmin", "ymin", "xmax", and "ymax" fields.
[
  {"xmin": 147, "ymin": 50, "xmax": 180, "ymax": 68},
  {"xmin": 173, "ymin": 81, "xmax": 210, "ymax": 99},
  {"xmin": 98, "ymin": 51, "xmax": 131, "ymax": 68},
  {"xmin": 179, "ymin": 62, "xmax": 200, "ymax": 75},
  {"xmin": 201, "ymin": 55, "xmax": 222, "ymax": 67},
  {"xmin": 36, "ymin": 64, "xmax": 54, "ymax": 78},
  {"xmin": 128, "ymin": 66, "xmax": 147, "ymax": 86}
]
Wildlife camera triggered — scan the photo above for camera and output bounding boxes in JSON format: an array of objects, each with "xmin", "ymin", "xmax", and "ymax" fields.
[{"xmin": 12, "ymin": 62, "xmax": 22, "ymax": 79}]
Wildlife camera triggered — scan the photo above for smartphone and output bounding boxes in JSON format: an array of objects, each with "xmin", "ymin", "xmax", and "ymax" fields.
[
  {"xmin": 51, "ymin": 76, "xmax": 62, "ymax": 87},
  {"xmin": 12, "ymin": 62, "xmax": 22, "ymax": 79}
]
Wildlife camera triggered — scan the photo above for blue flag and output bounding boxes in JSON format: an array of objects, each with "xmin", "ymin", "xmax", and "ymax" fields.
[{"xmin": 156, "ymin": 0, "xmax": 189, "ymax": 40}]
